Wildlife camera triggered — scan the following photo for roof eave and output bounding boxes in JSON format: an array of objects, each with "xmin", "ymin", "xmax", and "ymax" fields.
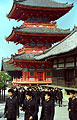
[
  {"xmin": 6, "ymin": 29, "xmax": 15, "ymax": 42},
  {"xmin": 16, "ymin": 1, "xmax": 73, "ymax": 9},
  {"xmin": 7, "ymin": 1, "xmax": 73, "ymax": 19}
]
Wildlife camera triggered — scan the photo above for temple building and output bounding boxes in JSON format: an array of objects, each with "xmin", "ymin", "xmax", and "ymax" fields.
[
  {"xmin": 2, "ymin": 0, "xmax": 73, "ymax": 86},
  {"xmin": 35, "ymin": 27, "xmax": 77, "ymax": 88}
]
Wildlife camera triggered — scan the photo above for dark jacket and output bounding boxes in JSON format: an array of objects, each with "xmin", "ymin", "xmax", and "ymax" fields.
[
  {"xmin": 68, "ymin": 98, "xmax": 77, "ymax": 120},
  {"xmin": 57, "ymin": 91, "xmax": 63, "ymax": 99},
  {"xmin": 54, "ymin": 90, "xmax": 59, "ymax": 99},
  {"xmin": 4, "ymin": 96, "xmax": 19, "ymax": 119},
  {"xmin": 18, "ymin": 91, "xmax": 25, "ymax": 106},
  {"xmin": 22, "ymin": 99, "xmax": 38, "ymax": 120},
  {"xmin": 40, "ymin": 99, "xmax": 55, "ymax": 120},
  {"xmin": 41, "ymin": 91, "xmax": 45, "ymax": 101}
]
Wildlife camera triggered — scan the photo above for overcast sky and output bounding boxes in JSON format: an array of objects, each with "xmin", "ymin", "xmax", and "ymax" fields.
[{"xmin": 0, "ymin": 0, "xmax": 77, "ymax": 69}]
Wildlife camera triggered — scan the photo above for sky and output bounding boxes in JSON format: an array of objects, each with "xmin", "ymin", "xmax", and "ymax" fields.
[{"xmin": 0, "ymin": 0, "xmax": 77, "ymax": 69}]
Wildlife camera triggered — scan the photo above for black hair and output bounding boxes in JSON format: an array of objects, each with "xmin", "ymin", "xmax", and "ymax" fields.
[
  {"xmin": 26, "ymin": 91, "xmax": 33, "ymax": 97},
  {"xmin": 69, "ymin": 90, "xmax": 76, "ymax": 94},
  {"xmin": 8, "ymin": 88, "xmax": 14, "ymax": 93},
  {"xmin": 45, "ymin": 91, "xmax": 51, "ymax": 97}
]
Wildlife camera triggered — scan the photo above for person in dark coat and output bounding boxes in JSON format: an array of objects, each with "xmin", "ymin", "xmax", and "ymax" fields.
[
  {"xmin": 68, "ymin": 90, "xmax": 77, "ymax": 120},
  {"xmin": 13, "ymin": 87, "xmax": 18, "ymax": 98},
  {"xmin": 21, "ymin": 91, "xmax": 38, "ymax": 120},
  {"xmin": 3, "ymin": 89, "xmax": 19, "ymax": 120},
  {"xmin": 36, "ymin": 89, "xmax": 40, "ymax": 106},
  {"xmin": 40, "ymin": 91, "xmax": 55, "ymax": 120},
  {"xmin": 54, "ymin": 88, "xmax": 59, "ymax": 104},
  {"xmin": 18, "ymin": 88, "xmax": 25, "ymax": 107},
  {"xmin": 58, "ymin": 89, "xmax": 63, "ymax": 107},
  {"xmin": 41, "ymin": 88, "xmax": 45, "ymax": 105}
]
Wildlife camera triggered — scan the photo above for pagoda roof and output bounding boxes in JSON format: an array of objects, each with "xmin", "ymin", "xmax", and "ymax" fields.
[
  {"xmin": 7, "ymin": 0, "xmax": 73, "ymax": 21},
  {"xmin": 1, "ymin": 58, "xmax": 22, "ymax": 71},
  {"xmin": 11, "ymin": 52, "xmax": 40, "ymax": 60},
  {"xmin": 34, "ymin": 26, "xmax": 77, "ymax": 60},
  {"xmin": 6, "ymin": 27, "xmax": 71, "ymax": 45},
  {"xmin": 5, "ymin": 52, "xmax": 51, "ymax": 68},
  {"xmin": 16, "ymin": 0, "xmax": 72, "ymax": 8},
  {"xmin": 15, "ymin": 27, "xmax": 71, "ymax": 34}
]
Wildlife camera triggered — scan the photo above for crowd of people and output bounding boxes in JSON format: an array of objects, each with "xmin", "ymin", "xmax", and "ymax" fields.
[{"xmin": 3, "ymin": 86, "xmax": 77, "ymax": 120}]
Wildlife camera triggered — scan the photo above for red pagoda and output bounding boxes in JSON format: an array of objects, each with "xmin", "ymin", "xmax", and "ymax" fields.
[{"xmin": 3, "ymin": 0, "xmax": 73, "ymax": 86}]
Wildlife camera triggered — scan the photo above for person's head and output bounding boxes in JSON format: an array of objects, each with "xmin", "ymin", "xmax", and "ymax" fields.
[
  {"xmin": 55, "ymin": 88, "xmax": 58, "ymax": 91},
  {"xmin": 19, "ymin": 88, "xmax": 23, "ymax": 92},
  {"xmin": 45, "ymin": 92, "xmax": 51, "ymax": 101},
  {"xmin": 53, "ymin": 89, "xmax": 55, "ymax": 92},
  {"xmin": 13, "ymin": 87, "xmax": 17, "ymax": 91},
  {"xmin": 48, "ymin": 88, "xmax": 51, "ymax": 92},
  {"xmin": 8, "ymin": 89, "xmax": 14, "ymax": 97},
  {"xmin": 69, "ymin": 90, "xmax": 75, "ymax": 99},
  {"xmin": 26, "ymin": 91, "xmax": 33, "ymax": 100},
  {"xmin": 43, "ymin": 88, "xmax": 45, "ymax": 91},
  {"xmin": 29, "ymin": 87, "xmax": 32, "ymax": 91}
]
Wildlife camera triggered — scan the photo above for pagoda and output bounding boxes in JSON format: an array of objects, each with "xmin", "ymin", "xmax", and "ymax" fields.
[{"xmin": 4, "ymin": 0, "xmax": 73, "ymax": 86}]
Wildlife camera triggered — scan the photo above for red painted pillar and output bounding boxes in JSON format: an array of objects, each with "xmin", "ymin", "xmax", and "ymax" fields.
[
  {"xmin": 44, "ymin": 71, "xmax": 46, "ymax": 81},
  {"xmin": 51, "ymin": 71, "xmax": 52, "ymax": 83},
  {"xmin": 22, "ymin": 72, "xmax": 25, "ymax": 81},
  {"xmin": 35, "ymin": 70, "xmax": 37, "ymax": 81},
  {"xmin": 27, "ymin": 68, "xmax": 29, "ymax": 81},
  {"xmin": 25, "ymin": 72, "xmax": 26, "ymax": 81},
  {"xmin": 22, "ymin": 72, "xmax": 23, "ymax": 81}
]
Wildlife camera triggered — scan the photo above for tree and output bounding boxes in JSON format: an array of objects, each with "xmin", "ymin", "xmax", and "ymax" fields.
[
  {"xmin": 0, "ymin": 71, "xmax": 12, "ymax": 101},
  {"xmin": 0, "ymin": 71, "xmax": 12, "ymax": 87}
]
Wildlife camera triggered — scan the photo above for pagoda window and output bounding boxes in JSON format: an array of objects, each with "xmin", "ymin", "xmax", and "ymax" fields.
[
  {"xmin": 25, "ymin": 43, "xmax": 29, "ymax": 47},
  {"xmin": 47, "ymin": 72, "xmax": 51, "ymax": 76},
  {"xmin": 46, "ymin": 69, "xmax": 51, "ymax": 71},
  {"xmin": 37, "ymin": 43, "xmax": 43, "ymax": 47},
  {"xmin": 45, "ymin": 43, "xmax": 50, "ymax": 47},
  {"xmin": 31, "ymin": 43, "xmax": 35, "ymax": 48},
  {"xmin": 30, "ymin": 71, "xmax": 34, "ymax": 77}
]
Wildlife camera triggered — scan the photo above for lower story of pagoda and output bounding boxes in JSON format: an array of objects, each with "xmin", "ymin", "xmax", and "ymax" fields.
[{"xmin": 13, "ymin": 68, "xmax": 52, "ymax": 85}]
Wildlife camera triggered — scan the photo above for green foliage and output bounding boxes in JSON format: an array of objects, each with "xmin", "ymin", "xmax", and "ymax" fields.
[{"xmin": 0, "ymin": 72, "xmax": 11, "ymax": 84}]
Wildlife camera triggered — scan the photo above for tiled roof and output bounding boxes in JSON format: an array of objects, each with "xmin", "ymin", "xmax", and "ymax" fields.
[
  {"xmin": 1, "ymin": 58, "xmax": 22, "ymax": 71},
  {"xmin": 34, "ymin": 27, "xmax": 77, "ymax": 60},
  {"xmin": 11, "ymin": 52, "xmax": 40, "ymax": 60},
  {"xmin": 15, "ymin": 27, "xmax": 71, "ymax": 34},
  {"xmin": 16, "ymin": 0, "xmax": 73, "ymax": 8}
]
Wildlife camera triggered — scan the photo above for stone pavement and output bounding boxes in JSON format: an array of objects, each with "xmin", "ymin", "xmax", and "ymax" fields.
[
  {"xmin": 0, "ymin": 101, "xmax": 69, "ymax": 120},
  {"xmin": 0, "ymin": 88, "xmax": 70, "ymax": 120}
]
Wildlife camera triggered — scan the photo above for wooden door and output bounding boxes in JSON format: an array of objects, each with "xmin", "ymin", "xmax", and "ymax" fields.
[{"xmin": 37, "ymin": 72, "xmax": 43, "ymax": 81}]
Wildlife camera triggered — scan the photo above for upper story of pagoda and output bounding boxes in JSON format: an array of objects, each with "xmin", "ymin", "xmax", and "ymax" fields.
[
  {"xmin": 7, "ymin": 0, "xmax": 73, "ymax": 22},
  {"xmin": 6, "ymin": 21, "xmax": 71, "ymax": 45}
]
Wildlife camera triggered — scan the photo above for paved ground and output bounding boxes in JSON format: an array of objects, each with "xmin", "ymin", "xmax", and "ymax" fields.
[
  {"xmin": 0, "ymin": 102, "xmax": 69, "ymax": 120},
  {"xmin": 0, "ymin": 88, "xmax": 70, "ymax": 120}
]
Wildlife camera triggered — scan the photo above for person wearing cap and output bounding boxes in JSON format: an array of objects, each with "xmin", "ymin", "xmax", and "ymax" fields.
[
  {"xmin": 3, "ymin": 88, "xmax": 19, "ymax": 120},
  {"xmin": 68, "ymin": 90, "xmax": 77, "ymax": 120},
  {"xmin": 40, "ymin": 91, "xmax": 55, "ymax": 120},
  {"xmin": 21, "ymin": 91, "xmax": 38, "ymax": 120}
]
